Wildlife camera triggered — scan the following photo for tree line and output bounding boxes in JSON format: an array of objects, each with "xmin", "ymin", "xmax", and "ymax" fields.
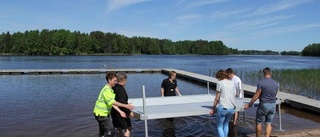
[
  {"xmin": 301, "ymin": 43, "xmax": 320, "ymax": 57},
  {"xmin": 0, "ymin": 29, "xmax": 232, "ymax": 55},
  {"xmin": 1, "ymin": 29, "xmax": 310, "ymax": 56}
]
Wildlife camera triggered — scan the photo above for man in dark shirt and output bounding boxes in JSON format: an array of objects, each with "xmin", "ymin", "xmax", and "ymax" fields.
[
  {"xmin": 160, "ymin": 71, "xmax": 182, "ymax": 97},
  {"xmin": 244, "ymin": 67, "xmax": 279, "ymax": 137},
  {"xmin": 111, "ymin": 73, "xmax": 134, "ymax": 137}
]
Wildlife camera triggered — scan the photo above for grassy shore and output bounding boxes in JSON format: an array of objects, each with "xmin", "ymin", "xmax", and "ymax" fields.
[{"xmin": 236, "ymin": 68, "xmax": 320, "ymax": 100}]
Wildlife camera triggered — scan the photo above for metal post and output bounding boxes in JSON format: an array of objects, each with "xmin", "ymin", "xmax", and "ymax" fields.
[
  {"xmin": 276, "ymin": 83, "xmax": 284, "ymax": 131},
  {"xmin": 207, "ymin": 81, "xmax": 210, "ymax": 94},
  {"xmin": 277, "ymin": 99, "xmax": 284, "ymax": 131},
  {"xmin": 142, "ymin": 85, "xmax": 148, "ymax": 137}
]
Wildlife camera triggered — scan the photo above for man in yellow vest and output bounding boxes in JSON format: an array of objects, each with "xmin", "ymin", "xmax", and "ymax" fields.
[{"xmin": 93, "ymin": 72, "xmax": 134, "ymax": 137}]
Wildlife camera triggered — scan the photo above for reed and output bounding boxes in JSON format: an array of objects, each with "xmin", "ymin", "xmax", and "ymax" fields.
[{"xmin": 208, "ymin": 68, "xmax": 320, "ymax": 100}]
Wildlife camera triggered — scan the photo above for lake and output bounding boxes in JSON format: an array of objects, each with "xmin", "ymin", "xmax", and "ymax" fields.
[{"xmin": 0, "ymin": 55, "xmax": 320, "ymax": 136}]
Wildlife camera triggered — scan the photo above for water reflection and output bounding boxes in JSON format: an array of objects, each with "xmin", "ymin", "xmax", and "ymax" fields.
[
  {"xmin": 0, "ymin": 72, "xmax": 319, "ymax": 136},
  {"xmin": 161, "ymin": 119, "xmax": 176, "ymax": 137}
]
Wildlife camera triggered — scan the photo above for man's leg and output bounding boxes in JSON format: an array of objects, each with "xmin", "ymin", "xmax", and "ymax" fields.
[
  {"xmin": 94, "ymin": 114, "xmax": 106, "ymax": 136},
  {"xmin": 265, "ymin": 103, "xmax": 276, "ymax": 137},
  {"xmin": 256, "ymin": 105, "xmax": 267, "ymax": 137},
  {"xmin": 116, "ymin": 128, "xmax": 123, "ymax": 137},
  {"xmin": 124, "ymin": 127, "xmax": 131, "ymax": 137},
  {"xmin": 233, "ymin": 112, "xmax": 238, "ymax": 125},
  {"xmin": 265, "ymin": 124, "xmax": 272, "ymax": 137},
  {"xmin": 256, "ymin": 123, "xmax": 262, "ymax": 137}
]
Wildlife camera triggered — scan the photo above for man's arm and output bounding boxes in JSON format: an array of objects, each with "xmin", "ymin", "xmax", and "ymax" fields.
[
  {"xmin": 175, "ymin": 87, "xmax": 182, "ymax": 96},
  {"xmin": 244, "ymin": 89, "xmax": 261, "ymax": 109},
  {"xmin": 112, "ymin": 105, "xmax": 126, "ymax": 118},
  {"xmin": 160, "ymin": 87, "xmax": 164, "ymax": 97},
  {"xmin": 113, "ymin": 101, "xmax": 134, "ymax": 110}
]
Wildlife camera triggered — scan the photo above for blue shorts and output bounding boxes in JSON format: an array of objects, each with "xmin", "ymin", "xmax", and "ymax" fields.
[{"xmin": 256, "ymin": 103, "xmax": 276, "ymax": 124}]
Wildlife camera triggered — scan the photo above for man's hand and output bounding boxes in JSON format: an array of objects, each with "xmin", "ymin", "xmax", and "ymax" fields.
[
  {"xmin": 209, "ymin": 109, "xmax": 215, "ymax": 116},
  {"xmin": 129, "ymin": 112, "xmax": 134, "ymax": 118},
  {"xmin": 119, "ymin": 111, "xmax": 127, "ymax": 118},
  {"xmin": 244, "ymin": 104, "xmax": 250, "ymax": 109},
  {"xmin": 126, "ymin": 103, "xmax": 134, "ymax": 110}
]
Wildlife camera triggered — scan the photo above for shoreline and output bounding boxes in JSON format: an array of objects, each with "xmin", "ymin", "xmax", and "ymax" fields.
[{"xmin": 248, "ymin": 128, "xmax": 320, "ymax": 137}]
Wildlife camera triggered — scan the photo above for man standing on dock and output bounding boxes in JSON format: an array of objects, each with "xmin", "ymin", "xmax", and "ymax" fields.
[
  {"xmin": 244, "ymin": 67, "xmax": 279, "ymax": 137},
  {"xmin": 226, "ymin": 68, "xmax": 243, "ymax": 125}
]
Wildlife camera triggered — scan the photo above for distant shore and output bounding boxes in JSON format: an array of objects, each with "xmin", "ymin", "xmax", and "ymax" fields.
[{"xmin": 0, "ymin": 53, "xmax": 302, "ymax": 56}]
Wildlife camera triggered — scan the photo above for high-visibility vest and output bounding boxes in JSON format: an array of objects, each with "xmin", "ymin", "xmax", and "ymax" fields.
[{"xmin": 93, "ymin": 84, "xmax": 115, "ymax": 116}]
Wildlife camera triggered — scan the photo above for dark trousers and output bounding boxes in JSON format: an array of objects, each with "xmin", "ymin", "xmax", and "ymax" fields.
[{"xmin": 94, "ymin": 114, "xmax": 115, "ymax": 137}]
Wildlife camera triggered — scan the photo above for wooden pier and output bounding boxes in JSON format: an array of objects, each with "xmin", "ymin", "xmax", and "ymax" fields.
[
  {"xmin": 0, "ymin": 68, "xmax": 162, "ymax": 75},
  {"xmin": 1, "ymin": 68, "xmax": 319, "ymax": 114}
]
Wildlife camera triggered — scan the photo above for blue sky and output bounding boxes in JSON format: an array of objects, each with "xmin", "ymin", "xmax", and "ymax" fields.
[{"xmin": 1, "ymin": 0, "xmax": 320, "ymax": 51}]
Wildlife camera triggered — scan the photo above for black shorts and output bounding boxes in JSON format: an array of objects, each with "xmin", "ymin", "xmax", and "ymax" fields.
[{"xmin": 111, "ymin": 111, "xmax": 132, "ymax": 129}]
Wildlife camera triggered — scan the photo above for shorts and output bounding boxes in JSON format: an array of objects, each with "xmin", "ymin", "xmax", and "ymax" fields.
[
  {"xmin": 256, "ymin": 103, "xmax": 276, "ymax": 124},
  {"xmin": 111, "ymin": 109, "xmax": 132, "ymax": 129}
]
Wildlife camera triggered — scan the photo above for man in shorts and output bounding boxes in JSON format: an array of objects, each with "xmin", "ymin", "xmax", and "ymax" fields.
[
  {"xmin": 244, "ymin": 67, "xmax": 279, "ymax": 137},
  {"xmin": 111, "ymin": 73, "xmax": 134, "ymax": 137}
]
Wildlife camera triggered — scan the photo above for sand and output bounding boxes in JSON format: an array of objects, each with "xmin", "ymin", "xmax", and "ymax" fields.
[{"xmin": 247, "ymin": 128, "xmax": 320, "ymax": 137}]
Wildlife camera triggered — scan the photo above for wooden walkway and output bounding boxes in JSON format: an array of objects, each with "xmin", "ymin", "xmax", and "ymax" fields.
[
  {"xmin": 1, "ymin": 68, "xmax": 319, "ymax": 114},
  {"xmin": 0, "ymin": 68, "xmax": 162, "ymax": 75}
]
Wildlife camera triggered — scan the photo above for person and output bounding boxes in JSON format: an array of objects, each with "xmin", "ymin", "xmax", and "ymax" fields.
[
  {"xmin": 244, "ymin": 67, "xmax": 279, "ymax": 137},
  {"xmin": 160, "ymin": 71, "xmax": 182, "ymax": 97},
  {"xmin": 93, "ymin": 72, "xmax": 134, "ymax": 137},
  {"xmin": 160, "ymin": 71, "xmax": 182, "ymax": 122},
  {"xmin": 111, "ymin": 73, "xmax": 134, "ymax": 137},
  {"xmin": 209, "ymin": 70, "xmax": 236, "ymax": 137},
  {"xmin": 226, "ymin": 68, "xmax": 243, "ymax": 125}
]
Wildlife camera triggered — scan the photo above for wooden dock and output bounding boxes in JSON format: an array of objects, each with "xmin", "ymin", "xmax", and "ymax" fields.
[
  {"xmin": 0, "ymin": 68, "xmax": 162, "ymax": 75},
  {"xmin": 1, "ymin": 68, "xmax": 319, "ymax": 114}
]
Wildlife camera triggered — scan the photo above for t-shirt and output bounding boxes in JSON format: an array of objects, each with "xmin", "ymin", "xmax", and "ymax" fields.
[
  {"xmin": 216, "ymin": 79, "xmax": 236, "ymax": 109},
  {"xmin": 257, "ymin": 78, "xmax": 278, "ymax": 103},
  {"xmin": 161, "ymin": 78, "xmax": 177, "ymax": 96},
  {"xmin": 231, "ymin": 75, "xmax": 243, "ymax": 98},
  {"xmin": 112, "ymin": 84, "xmax": 131, "ymax": 114},
  {"xmin": 93, "ymin": 84, "xmax": 116, "ymax": 116}
]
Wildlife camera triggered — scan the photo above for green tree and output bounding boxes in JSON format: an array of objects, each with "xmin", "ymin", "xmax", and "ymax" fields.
[{"xmin": 302, "ymin": 43, "xmax": 320, "ymax": 56}]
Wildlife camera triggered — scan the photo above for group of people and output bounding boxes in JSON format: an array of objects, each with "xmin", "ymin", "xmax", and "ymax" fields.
[
  {"xmin": 92, "ymin": 67, "xmax": 278, "ymax": 137},
  {"xmin": 210, "ymin": 67, "xmax": 278, "ymax": 137}
]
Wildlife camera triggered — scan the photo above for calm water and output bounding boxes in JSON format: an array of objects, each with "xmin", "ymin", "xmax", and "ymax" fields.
[
  {"xmin": 1, "ymin": 55, "xmax": 320, "ymax": 136},
  {"xmin": 1, "ymin": 55, "xmax": 320, "ymax": 74}
]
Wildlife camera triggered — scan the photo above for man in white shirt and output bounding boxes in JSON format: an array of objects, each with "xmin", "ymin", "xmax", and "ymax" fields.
[{"xmin": 226, "ymin": 68, "xmax": 243, "ymax": 125}]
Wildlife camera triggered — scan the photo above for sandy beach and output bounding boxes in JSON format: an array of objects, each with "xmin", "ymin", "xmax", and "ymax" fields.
[{"xmin": 248, "ymin": 128, "xmax": 320, "ymax": 137}]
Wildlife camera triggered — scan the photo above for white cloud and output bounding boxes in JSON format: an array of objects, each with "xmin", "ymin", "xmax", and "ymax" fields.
[
  {"xmin": 251, "ymin": 23, "xmax": 320, "ymax": 36},
  {"xmin": 210, "ymin": 8, "xmax": 251, "ymax": 19},
  {"xmin": 176, "ymin": 14, "xmax": 204, "ymax": 21},
  {"xmin": 105, "ymin": 0, "xmax": 151, "ymax": 13},
  {"xmin": 226, "ymin": 15, "xmax": 294, "ymax": 30},
  {"xmin": 184, "ymin": 0, "xmax": 230, "ymax": 9},
  {"xmin": 249, "ymin": 0, "xmax": 313, "ymax": 16}
]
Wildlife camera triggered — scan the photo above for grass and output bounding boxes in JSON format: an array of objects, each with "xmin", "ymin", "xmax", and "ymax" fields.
[{"xmin": 209, "ymin": 68, "xmax": 320, "ymax": 100}]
